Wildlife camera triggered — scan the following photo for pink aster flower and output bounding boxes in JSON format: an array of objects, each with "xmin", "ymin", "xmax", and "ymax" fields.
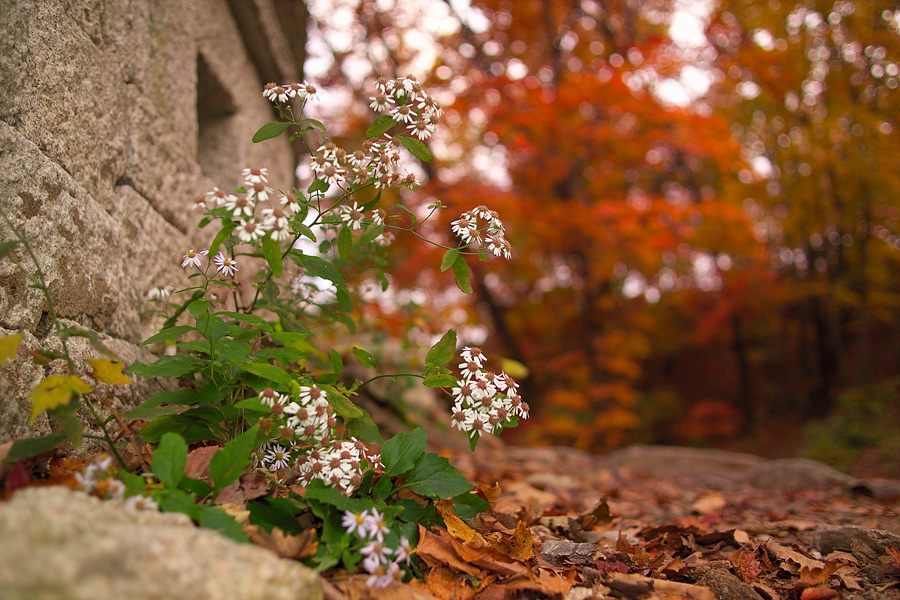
[{"xmin": 181, "ymin": 249, "xmax": 208, "ymax": 269}]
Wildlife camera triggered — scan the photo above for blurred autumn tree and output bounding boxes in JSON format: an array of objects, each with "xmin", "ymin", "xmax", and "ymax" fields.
[
  {"xmin": 367, "ymin": 0, "xmax": 770, "ymax": 450},
  {"xmin": 704, "ymin": 1, "xmax": 900, "ymax": 419}
]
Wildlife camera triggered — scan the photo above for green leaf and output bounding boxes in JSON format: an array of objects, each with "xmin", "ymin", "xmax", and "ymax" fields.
[
  {"xmin": 404, "ymin": 452, "xmax": 472, "ymax": 499},
  {"xmin": 308, "ymin": 179, "xmax": 329, "ymax": 195},
  {"xmin": 188, "ymin": 298, "xmax": 211, "ymax": 317},
  {"xmin": 162, "ymin": 290, "xmax": 204, "ymax": 330},
  {"xmin": 249, "ymin": 496, "xmax": 306, "ymax": 535},
  {"xmin": 130, "ymin": 355, "xmax": 204, "ymax": 378},
  {"xmin": 423, "ymin": 373, "xmax": 459, "ymax": 388},
  {"xmin": 304, "ymin": 118, "xmax": 327, "ymax": 132},
  {"xmin": 452, "ymin": 255, "xmax": 473, "ymax": 294},
  {"xmin": 240, "ymin": 362, "xmax": 292, "ymax": 388},
  {"xmin": 180, "ymin": 476, "xmax": 213, "ymax": 498},
  {"xmin": 304, "ymin": 479, "xmax": 374, "ymax": 513},
  {"xmin": 347, "ymin": 412, "xmax": 384, "ymax": 444},
  {"xmin": 337, "ymin": 226, "xmax": 352, "ymax": 260},
  {"xmin": 425, "ymin": 329, "xmax": 457, "ymax": 369},
  {"xmin": 294, "ymin": 223, "xmax": 317, "ymax": 242},
  {"xmin": 319, "ymin": 385, "xmax": 363, "ymax": 419},
  {"xmin": 352, "ymin": 347, "xmax": 377, "ymax": 369},
  {"xmin": 451, "ymin": 491, "xmax": 490, "ymax": 520},
  {"xmin": 398, "ymin": 135, "xmax": 433, "ymax": 162},
  {"xmin": 367, "ymin": 114, "xmax": 397, "ymax": 138},
  {"xmin": 292, "ymin": 254, "xmax": 349, "ymax": 297},
  {"xmin": 153, "ymin": 432, "xmax": 187, "ymax": 489},
  {"xmin": 120, "ymin": 397, "xmax": 187, "ymax": 420},
  {"xmin": 215, "ymin": 337, "xmax": 250, "ymax": 366},
  {"xmin": 208, "ymin": 222, "xmax": 237, "ymax": 257},
  {"xmin": 252, "ymin": 120, "xmax": 291, "ymax": 143},
  {"xmin": 0, "ymin": 240, "xmax": 19, "ymax": 260},
  {"xmin": 261, "ymin": 236, "xmax": 283, "ymax": 278},
  {"xmin": 381, "ymin": 427, "xmax": 427, "ymax": 477},
  {"xmin": 158, "ymin": 489, "xmax": 201, "ymax": 520},
  {"xmin": 361, "ymin": 223, "xmax": 385, "ymax": 245},
  {"xmin": 2, "ymin": 432, "xmax": 67, "ymax": 464},
  {"xmin": 209, "ymin": 425, "xmax": 260, "ymax": 497},
  {"xmin": 199, "ymin": 506, "xmax": 249, "ymax": 542},
  {"xmin": 441, "ymin": 248, "xmax": 460, "ymax": 273},
  {"xmin": 330, "ymin": 349, "xmax": 343, "ymax": 374}
]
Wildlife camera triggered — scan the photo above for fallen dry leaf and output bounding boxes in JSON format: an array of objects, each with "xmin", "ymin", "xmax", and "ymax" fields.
[
  {"xmin": 416, "ymin": 525, "xmax": 484, "ymax": 577},
  {"xmin": 410, "ymin": 566, "xmax": 483, "ymax": 600},
  {"xmin": 184, "ymin": 445, "xmax": 220, "ymax": 480},
  {"xmin": 799, "ymin": 560, "xmax": 840, "ymax": 586},
  {"xmin": 730, "ymin": 546, "xmax": 763, "ymax": 583},
  {"xmin": 246, "ymin": 525, "xmax": 317, "ymax": 559},
  {"xmin": 437, "ymin": 499, "xmax": 484, "ymax": 544}
]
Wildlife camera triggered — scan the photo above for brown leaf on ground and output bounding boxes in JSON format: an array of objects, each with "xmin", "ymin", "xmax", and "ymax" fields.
[
  {"xmin": 437, "ymin": 499, "xmax": 484, "ymax": 544},
  {"xmin": 416, "ymin": 525, "xmax": 484, "ymax": 577},
  {"xmin": 449, "ymin": 536, "xmax": 532, "ymax": 578},
  {"xmin": 331, "ymin": 575, "xmax": 433, "ymax": 600},
  {"xmin": 246, "ymin": 525, "xmax": 317, "ymax": 559},
  {"xmin": 799, "ymin": 560, "xmax": 840, "ymax": 586},
  {"xmin": 575, "ymin": 496, "xmax": 612, "ymax": 530},
  {"xmin": 410, "ymin": 566, "xmax": 484, "ymax": 600},
  {"xmin": 477, "ymin": 482, "xmax": 502, "ymax": 511},
  {"xmin": 730, "ymin": 546, "xmax": 763, "ymax": 583},
  {"xmin": 184, "ymin": 445, "xmax": 220, "ymax": 480},
  {"xmin": 799, "ymin": 587, "xmax": 841, "ymax": 600}
]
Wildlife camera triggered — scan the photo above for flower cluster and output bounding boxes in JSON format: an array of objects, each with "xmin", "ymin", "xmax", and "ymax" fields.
[
  {"xmin": 250, "ymin": 387, "xmax": 381, "ymax": 495},
  {"xmin": 180, "ymin": 248, "xmax": 239, "ymax": 278},
  {"xmin": 263, "ymin": 81, "xmax": 320, "ymax": 104},
  {"xmin": 143, "ymin": 285, "xmax": 173, "ymax": 302},
  {"xmin": 451, "ymin": 206, "xmax": 512, "ymax": 259},
  {"xmin": 194, "ymin": 168, "xmax": 296, "ymax": 244},
  {"xmin": 370, "ymin": 75, "xmax": 443, "ymax": 141},
  {"xmin": 450, "ymin": 347, "xmax": 529, "ymax": 440},
  {"xmin": 74, "ymin": 455, "xmax": 125, "ymax": 499},
  {"xmin": 309, "ymin": 137, "xmax": 421, "ymax": 194},
  {"xmin": 342, "ymin": 509, "xmax": 413, "ymax": 589}
]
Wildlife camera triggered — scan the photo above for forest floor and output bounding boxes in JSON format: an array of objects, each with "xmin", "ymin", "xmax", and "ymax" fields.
[{"xmin": 326, "ymin": 439, "xmax": 900, "ymax": 600}]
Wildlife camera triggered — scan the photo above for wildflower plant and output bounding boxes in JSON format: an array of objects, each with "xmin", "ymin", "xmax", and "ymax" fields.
[{"xmin": 0, "ymin": 75, "xmax": 526, "ymax": 583}]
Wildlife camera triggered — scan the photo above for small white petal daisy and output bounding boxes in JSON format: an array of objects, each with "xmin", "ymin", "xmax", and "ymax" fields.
[
  {"xmin": 212, "ymin": 252, "xmax": 238, "ymax": 277},
  {"xmin": 181, "ymin": 249, "xmax": 208, "ymax": 269}
]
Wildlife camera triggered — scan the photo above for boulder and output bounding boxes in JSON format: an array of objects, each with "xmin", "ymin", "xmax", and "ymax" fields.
[{"xmin": 0, "ymin": 486, "xmax": 323, "ymax": 600}]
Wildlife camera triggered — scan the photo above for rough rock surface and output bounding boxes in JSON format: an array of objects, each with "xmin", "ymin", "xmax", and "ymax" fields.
[
  {"xmin": 0, "ymin": 486, "xmax": 322, "ymax": 600},
  {"xmin": 0, "ymin": 0, "xmax": 302, "ymax": 442}
]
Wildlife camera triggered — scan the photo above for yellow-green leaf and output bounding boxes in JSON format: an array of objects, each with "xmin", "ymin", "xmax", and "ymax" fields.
[
  {"xmin": 87, "ymin": 358, "xmax": 133, "ymax": 385},
  {"xmin": 30, "ymin": 375, "xmax": 92, "ymax": 423},
  {"xmin": 0, "ymin": 333, "xmax": 22, "ymax": 364}
]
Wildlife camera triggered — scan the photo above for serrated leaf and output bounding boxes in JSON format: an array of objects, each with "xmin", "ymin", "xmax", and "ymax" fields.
[
  {"xmin": 30, "ymin": 375, "xmax": 92, "ymax": 423},
  {"xmin": 440, "ymin": 249, "xmax": 460, "ymax": 273},
  {"xmin": 423, "ymin": 373, "xmax": 459, "ymax": 388},
  {"xmin": 209, "ymin": 424, "xmax": 259, "ymax": 497},
  {"xmin": 337, "ymin": 226, "xmax": 352, "ymax": 260},
  {"xmin": 425, "ymin": 329, "xmax": 457, "ymax": 369},
  {"xmin": 352, "ymin": 347, "xmax": 377, "ymax": 369},
  {"xmin": 252, "ymin": 120, "xmax": 291, "ymax": 143},
  {"xmin": 153, "ymin": 432, "xmax": 187, "ymax": 489},
  {"xmin": 398, "ymin": 135, "xmax": 433, "ymax": 162},
  {"xmin": 0, "ymin": 332, "xmax": 22, "ymax": 364},
  {"xmin": 405, "ymin": 452, "xmax": 472, "ymax": 498},
  {"xmin": 452, "ymin": 255, "xmax": 473, "ymax": 294},
  {"xmin": 382, "ymin": 427, "xmax": 427, "ymax": 477},
  {"xmin": 261, "ymin": 236, "xmax": 283, "ymax": 278},
  {"xmin": 141, "ymin": 325, "xmax": 195, "ymax": 346},
  {"xmin": 86, "ymin": 359, "xmax": 133, "ymax": 385},
  {"xmin": 367, "ymin": 114, "xmax": 397, "ymax": 138}
]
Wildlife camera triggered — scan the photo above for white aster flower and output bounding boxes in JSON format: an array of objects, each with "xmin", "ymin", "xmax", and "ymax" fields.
[
  {"xmin": 263, "ymin": 444, "xmax": 291, "ymax": 471},
  {"xmin": 339, "ymin": 202, "xmax": 365, "ymax": 230},
  {"xmin": 123, "ymin": 494, "xmax": 159, "ymax": 512},
  {"xmin": 342, "ymin": 509, "xmax": 370, "ymax": 537},
  {"xmin": 235, "ymin": 218, "xmax": 265, "ymax": 242},
  {"xmin": 241, "ymin": 167, "xmax": 269, "ymax": 185}
]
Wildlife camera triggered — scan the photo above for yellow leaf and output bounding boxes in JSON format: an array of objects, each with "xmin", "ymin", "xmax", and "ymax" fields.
[
  {"xmin": 87, "ymin": 358, "xmax": 133, "ymax": 385},
  {"xmin": 0, "ymin": 333, "xmax": 22, "ymax": 364},
  {"xmin": 436, "ymin": 499, "xmax": 483, "ymax": 544},
  {"xmin": 30, "ymin": 374, "xmax": 92, "ymax": 422}
]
